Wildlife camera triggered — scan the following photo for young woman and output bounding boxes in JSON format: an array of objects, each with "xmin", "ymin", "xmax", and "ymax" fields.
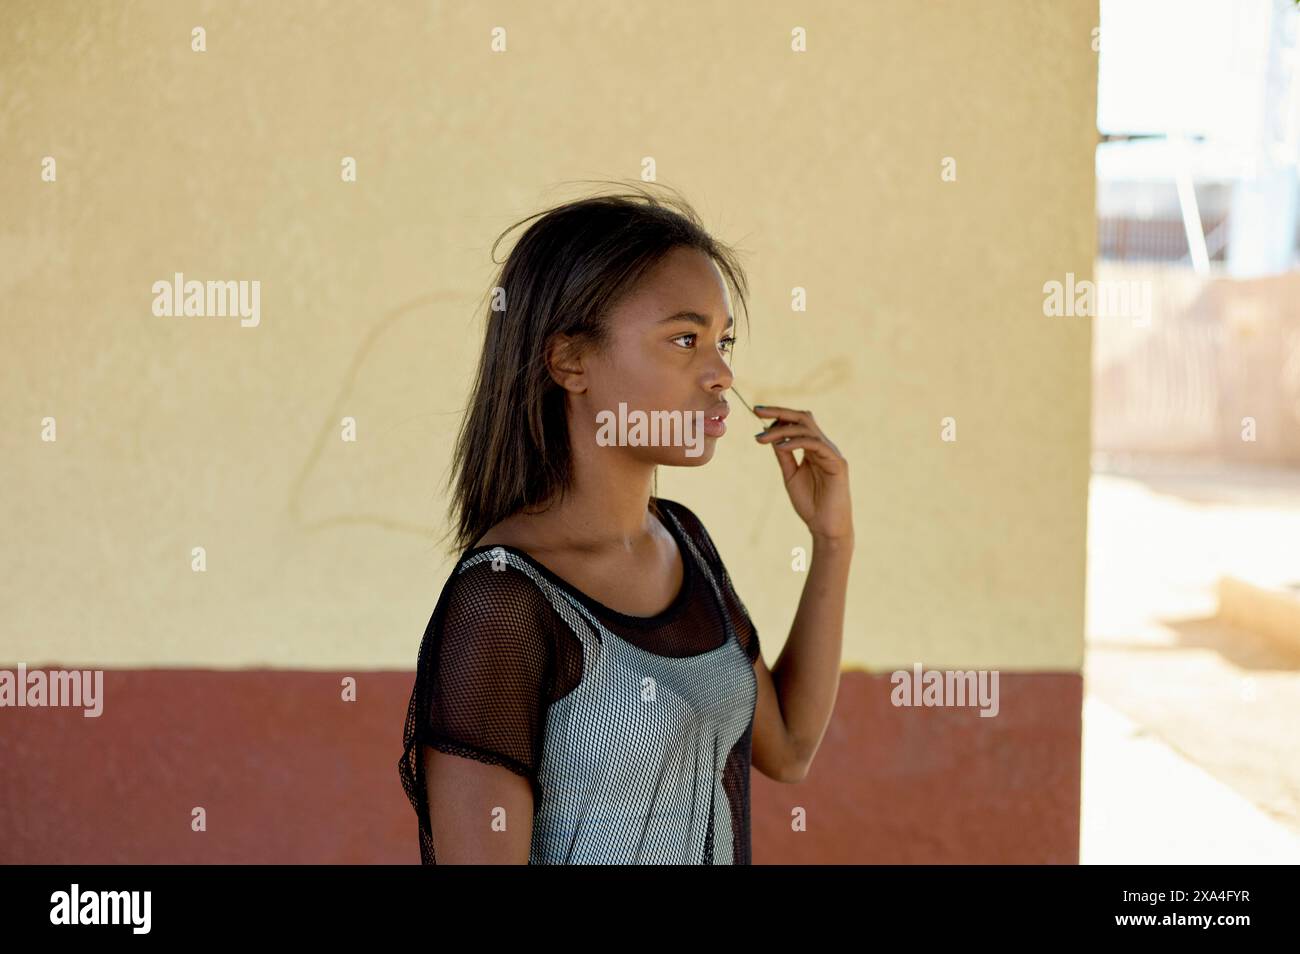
[{"xmin": 397, "ymin": 183, "xmax": 853, "ymax": 864}]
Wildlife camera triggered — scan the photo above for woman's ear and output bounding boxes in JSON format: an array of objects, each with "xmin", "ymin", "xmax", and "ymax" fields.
[{"xmin": 546, "ymin": 332, "xmax": 588, "ymax": 393}]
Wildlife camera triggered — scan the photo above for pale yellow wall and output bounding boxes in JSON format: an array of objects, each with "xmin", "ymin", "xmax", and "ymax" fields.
[{"xmin": 0, "ymin": 1, "xmax": 1096, "ymax": 671}]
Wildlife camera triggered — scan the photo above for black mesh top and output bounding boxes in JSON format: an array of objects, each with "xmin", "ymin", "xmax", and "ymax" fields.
[{"xmin": 398, "ymin": 496, "xmax": 761, "ymax": 864}]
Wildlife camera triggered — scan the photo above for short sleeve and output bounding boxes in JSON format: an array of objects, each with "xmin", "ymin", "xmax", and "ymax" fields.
[
  {"xmin": 657, "ymin": 498, "xmax": 762, "ymax": 664},
  {"xmin": 415, "ymin": 559, "xmax": 557, "ymax": 805}
]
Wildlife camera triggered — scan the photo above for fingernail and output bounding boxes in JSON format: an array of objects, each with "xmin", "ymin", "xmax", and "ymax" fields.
[{"xmin": 754, "ymin": 431, "xmax": 765, "ymax": 439}]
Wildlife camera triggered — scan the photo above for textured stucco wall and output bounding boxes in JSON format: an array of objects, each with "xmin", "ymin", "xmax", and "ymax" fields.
[{"xmin": 1, "ymin": 0, "xmax": 1096, "ymax": 678}]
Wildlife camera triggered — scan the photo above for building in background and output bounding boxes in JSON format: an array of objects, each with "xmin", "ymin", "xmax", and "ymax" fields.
[{"xmin": 1092, "ymin": 0, "xmax": 1300, "ymax": 464}]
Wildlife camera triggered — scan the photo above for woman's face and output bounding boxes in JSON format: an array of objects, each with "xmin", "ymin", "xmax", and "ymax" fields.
[{"xmin": 564, "ymin": 245, "xmax": 736, "ymax": 467}]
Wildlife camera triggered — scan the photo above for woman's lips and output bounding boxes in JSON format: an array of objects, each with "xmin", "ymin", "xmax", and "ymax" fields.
[{"xmin": 703, "ymin": 414, "xmax": 727, "ymax": 437}]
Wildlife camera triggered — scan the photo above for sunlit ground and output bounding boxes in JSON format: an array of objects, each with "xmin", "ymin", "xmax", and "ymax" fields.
[{"xmin": 1081, "ymin": 455, "xmax": 1300, "ymax": 863}]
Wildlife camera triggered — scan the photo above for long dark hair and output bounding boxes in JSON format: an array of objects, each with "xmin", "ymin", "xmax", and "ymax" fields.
[{"xmin": 440, "ymin": 179, "xmax": 751, "ymax": 556}]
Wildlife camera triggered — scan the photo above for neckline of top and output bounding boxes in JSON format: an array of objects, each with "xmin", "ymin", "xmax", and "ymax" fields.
[{"xmin": 459, "ymin": 499, "xmax": 695, "ymax": 629}]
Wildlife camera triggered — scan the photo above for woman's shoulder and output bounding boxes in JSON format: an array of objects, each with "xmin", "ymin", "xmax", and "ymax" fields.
[
  {"xmin": 420, "ymin": 548, "xmax": 565, "ymax": 665},
  {"xmin": 429, "ymin": 520, "xmax": 565, "ymax": 624},
  {"xmin": 446, "ymin": 544, "xmax": 551, "ymax": 601}
]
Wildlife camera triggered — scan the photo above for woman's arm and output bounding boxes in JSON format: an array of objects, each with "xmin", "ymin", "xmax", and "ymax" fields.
[
  {"xmin": 749, "ymin": 404, "xmax": 854, "ymax": 782},
  {"xmin": 751, "ymin": 532, "xmax": 853, "ymax": 782},
  {"xmin": 424, "ymin": 746, "xmax": 534, "ymax": 863}
]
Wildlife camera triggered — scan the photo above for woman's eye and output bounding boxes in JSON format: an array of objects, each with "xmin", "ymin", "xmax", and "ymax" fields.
[{"xmin": 672, "ymin": 333, "xmax": 736, "ymax": 353}]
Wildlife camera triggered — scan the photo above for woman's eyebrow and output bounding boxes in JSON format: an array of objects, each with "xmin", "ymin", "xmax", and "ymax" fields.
[{"xmin": 659, "ymin": 310, "xmax": 735, "ymax": 331}]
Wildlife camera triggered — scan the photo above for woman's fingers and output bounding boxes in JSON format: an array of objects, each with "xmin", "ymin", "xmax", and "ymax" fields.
[
  {"xmin": 753, "ymin": 405, "xmax": 844, "ymax": 462},
  {"xmin": 754, "ymin": 423, "xmax": 816, "ymax": 444},
  {"xmin": 755, "ymin": 406, "xmax": 830, "ymax": 442},
  {"xmin": 753, "ymin": 406, "xmax": 815, "ymax": 429},
  {"xmin": 760, "ymin": 435, "xmax": 847, "ymax": 469}
]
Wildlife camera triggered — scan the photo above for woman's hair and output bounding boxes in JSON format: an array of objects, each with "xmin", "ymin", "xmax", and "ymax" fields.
[{"xmin": 441, "ymin": 179, "xmax": 751, "ymax": 556}]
